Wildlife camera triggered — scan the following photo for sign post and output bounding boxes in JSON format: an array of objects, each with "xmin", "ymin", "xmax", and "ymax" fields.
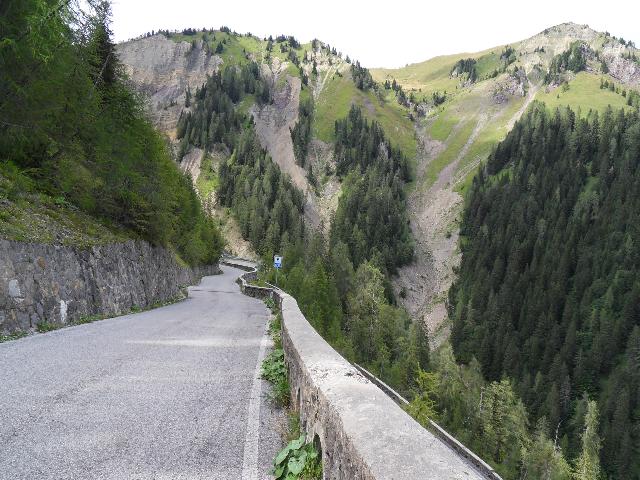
[{"xmin": 273, "ymin": 255, "xmax": 282, "ymax": 288}]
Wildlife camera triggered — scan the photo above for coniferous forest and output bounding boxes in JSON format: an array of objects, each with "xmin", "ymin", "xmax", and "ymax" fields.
[
  {"xmin": 175, "ymin": 50, "xmax": 632, "ymax": 478},
  {"xmin": 0, "ymin": 0, "xmax": 222, "ymax": 265},
  {"xmin": 175, "ymin": 63, "xmax": 306, "ymax": 257},
  {"xmin": 331, "ymin": 104, "xmax": 414, "ymax": 273},
  {"xmin": 450, "ymin": 102, "xmax": 640, "ymax": 478},
  {"xmin": 5, "ymin": 4, "xmax": 640, "ymax": 478},
  {"xmin": 178, "ymin": 65, "xmax": 427, "ymax": 398}
]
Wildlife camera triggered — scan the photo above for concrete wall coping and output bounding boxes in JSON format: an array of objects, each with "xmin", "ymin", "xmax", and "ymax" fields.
[
  {"xmin": 354, "ymin": 365, "xmax": 502, "ymax": 480},
  {"xmin": 227, "ymin": 260, "xmax": 487, "ymax": 479}
]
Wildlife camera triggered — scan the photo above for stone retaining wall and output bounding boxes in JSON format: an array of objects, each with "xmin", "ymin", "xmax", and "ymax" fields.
[
  {"xmin": 0, "ymin": 239, "xmax": 219, "ymax": 333},
  {"xmin": 231, "ymin": 262, "xmax": 487, "ymax": 480}
]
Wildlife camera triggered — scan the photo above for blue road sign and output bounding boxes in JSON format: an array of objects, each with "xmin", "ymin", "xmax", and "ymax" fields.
[{"xmin": 274, "ymin": 255, "xmax": 282, "ymax": 269}]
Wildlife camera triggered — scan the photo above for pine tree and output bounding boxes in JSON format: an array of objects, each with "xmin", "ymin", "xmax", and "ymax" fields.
[
  {"xmin": 479, "ymin": 379, "xmax": 528, "ymax": 468},
  {"xmin": 89, "ymin": 1, "xmax": 118, "ymax": 89},
  {"xmin": 406, "ymin": 369, "xmax": 440, "ymax": 426},
  {"xmin": 522, "ymin": 418, "xmax": 571, "ymax": 480},
  {"xmin": 572, "ymin": 400, "xmax": 601, "ymax": 480}
]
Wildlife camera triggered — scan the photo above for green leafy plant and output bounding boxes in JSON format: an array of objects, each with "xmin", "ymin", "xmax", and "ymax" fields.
[
  {"xmin": 272, "ymin": 435, "xmax": 322, "ymax": 480},
  {"xmin": 261, "ymin": 348, "xmax": 289, "ymax": 407},
  {"xmin": 0, "ymin": 330, "xmax": 29, "ymax": 343},
  {"xmin": 36, "ymin": 321, "xmax": 60, "ymax": 333},
  {"xmin": 264, "ymin": 296, "xmax": 276, "ymax": 313},
  {"xmin": 269, "ymin": 313, "xmax": 283, "ymax": 348}
]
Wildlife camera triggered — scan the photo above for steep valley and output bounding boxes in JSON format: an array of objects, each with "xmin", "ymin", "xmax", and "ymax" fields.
[
  {"xmin": 372, "ymin": 22, "xmax": 640, "ymax": 345},
  {"xmin": 6, "ymin": 0, "xmax": 640, "ymax": 475},
  {"xmin": 118, "ymin": 23, "xmax": 640, "ymax": 347},
  {"xmin": 3, "ymin": 2, "xmax": 640, "ymax": 477}
]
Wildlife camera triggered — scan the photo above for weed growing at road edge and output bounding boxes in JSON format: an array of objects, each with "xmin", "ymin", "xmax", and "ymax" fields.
[
  {"xmin": 287, "ymin": 411, "xmax": 301, "ymax": 441},
  {"xmin": 265, "ymin": 313, "xmax": 322, "ymax": 479},
  {"xmin": 261, "ymin": 347, "xmax": 289, "ymax": 407},
  {"xmin": 0, "ymin": 330, "xmax": 29, "ymax": 343},
  {"xmin": 269, "ymin": 313, "xmax": 282, "ymax": 348},
  {"xmin": 272, "ymin": 434, "xmax": 322, "ymax": 480},
  {"xmin": 36, "ymin": 321, "xmax": 59, "ymax": 333},
  {"xmin": 262, "ymin": 312, "xmax": 289, "ymax": 406},
  {"xmin": 264, "ymin": 296, "xmax": 276, "ymax": 313}
]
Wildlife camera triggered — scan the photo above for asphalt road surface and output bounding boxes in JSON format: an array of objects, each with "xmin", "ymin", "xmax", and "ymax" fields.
[{"xmin": 0, "ymin": 266, "xmax": 283, "ymax": 480}]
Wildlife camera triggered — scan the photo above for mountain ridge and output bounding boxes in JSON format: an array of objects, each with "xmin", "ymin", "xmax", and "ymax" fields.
[{"xmin": 117, "ymin": 22, "xmax": 640, "ymax": 342}]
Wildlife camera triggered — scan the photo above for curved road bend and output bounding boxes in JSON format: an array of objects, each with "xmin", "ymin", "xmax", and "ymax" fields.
[{"xmin": 0, "ymin": 266, "xmax": 283, "ymax": 480}]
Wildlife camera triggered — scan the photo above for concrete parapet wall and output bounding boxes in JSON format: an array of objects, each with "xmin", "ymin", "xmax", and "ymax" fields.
[
  {"xmin": 355, "ymin": 365, "xmax": 501, "ymax": 480},
  {"xmin": 228, "ymin": 262, "xmax": 487, "ymax": 480}
]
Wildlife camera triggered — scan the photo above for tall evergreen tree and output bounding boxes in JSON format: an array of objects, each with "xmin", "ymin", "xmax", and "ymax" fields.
[
  {"xmin": 450, "ymin": 102, "xmax": 640, "ymax": 477},
  {"xmin": 573, "ymin": 400, "xmax": 601, "ymax": 480}
]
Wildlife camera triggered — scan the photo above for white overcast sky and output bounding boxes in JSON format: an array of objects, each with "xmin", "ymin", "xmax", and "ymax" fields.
[{"xmin": 111, "ymin": 0, "xmax": 639, "ymax": 69}]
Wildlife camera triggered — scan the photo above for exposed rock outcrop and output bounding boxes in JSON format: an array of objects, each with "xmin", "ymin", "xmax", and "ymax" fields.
[
  {"xmin": 117, "ymin": 35, "xmax": 222, "ymax": 138},
  {"xmin": 180, "ymin": 147, "xmax": 205, "ymax": 187},
  {"xmin": 250, "ymin": 71, "xmax": 307, "ymax": 192},
  {"xmin": 250, "ymin": 65, "xmax": 325, "ymax": 229},
  {"xmin": 603, "ymin": 45, "xmax": 640, "ymax": 87}
]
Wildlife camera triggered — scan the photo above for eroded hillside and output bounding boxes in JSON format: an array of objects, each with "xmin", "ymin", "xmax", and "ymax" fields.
[
  {"xmin": 372, "ymin": 22, "xmax": 640, "ymax": 345},
  {"xmin": 118, "ymin": 29, "xmax": 416, "ymax": 248},
  {"xmin": 118, "ymin": 23, "xmax": 639, "ymax": 345}
]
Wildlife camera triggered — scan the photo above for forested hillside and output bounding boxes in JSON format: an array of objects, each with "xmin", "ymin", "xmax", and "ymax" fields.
[
  {"xmin": 450, "ymin": 102, "xmax": 640, "ymax": 478},
  {"xmin": 371, "ymin": 24, "xmax": 640, "ymax": 348},
  {"xmin": 263, "ymin": 103, "xmax": 428, "ymax": 393},
  {"xmin": 21, "ymin": 13, "xmax": 638, "ymax": 478},
  {"xmin": 331, "ymin": 104, "xmax": 414, "ymax": 273},
  {"xmin": 173, "ymin": 42, "xmax": 428, "ymax": 396},
  {"xmin": 0, "ymin": 0, "xmax": 222, "ymax": 264},
  {"xmin": 118, "ymin": 21, "xmax": 640, "ymax": 478}
]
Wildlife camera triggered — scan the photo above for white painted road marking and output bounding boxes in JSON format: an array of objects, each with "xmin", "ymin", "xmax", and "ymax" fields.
[{"xmin": 242, "ymin": 323, "xmax": 271, "ymax": 480}]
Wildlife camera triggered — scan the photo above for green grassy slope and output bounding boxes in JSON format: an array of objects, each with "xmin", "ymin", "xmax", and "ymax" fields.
[
  {"xmin": 412, "ymin": 72, "xmax": 527, "ymax": 192},
  {"xmin": 372, "ymin": 48, "xmax": 497, "ymax": 96},
  {"xmin": 372, "ymin": 45, "xmax": 528, "ymax": 191},
  {"xmin": 314, "ymin": 74, "xmax": 417, "ymax": 159},
  {"xmin": 535, "ymin": 72, "xmax": 633, "ymax": 114},
  {"xmin": 373, "ymin": 30, "xmax": 640, "ymax": 194}
]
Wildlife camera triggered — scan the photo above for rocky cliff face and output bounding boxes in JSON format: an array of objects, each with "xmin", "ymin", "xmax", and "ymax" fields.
[
  {"xmin": 118, "ymin": 37, "xmax": 327, "ymax": 228},
  {"xmin": 603, "ymin": 45, "xmax": 640, "ymax": 86},
  {"xmin": 117, "ymin": 35, "xmax": 222, "ymax": 139},
  {"xmin": 514, "ymin": 23, "xmax": 640, "ymax": 87},
  {"xmin": 249, "ymin": 63, "xmax": 325, "ymax": 228},
  {"xmin": 0, "ymin": 240, "xmax": 219, "ymax": 334},
  {"xmin": 251, "ymin": 67, "xmax": 305, "ymax": 192},
  {"xmin": 517, "ymin": 23, "xmax": 601, "ymax": 60}
]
